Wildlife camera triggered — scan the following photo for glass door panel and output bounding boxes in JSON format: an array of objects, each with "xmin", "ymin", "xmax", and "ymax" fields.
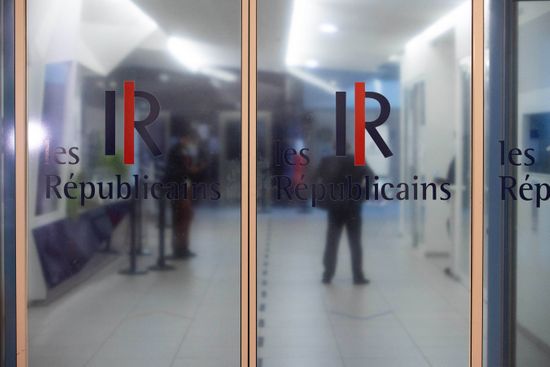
[
  {"xmin": 514, "ymin": 2, "xmax": 550, "ymax": 366},
  {"xmin": 257, "ymin": 1, "xmax": 472, "ymax": 366},
  {"xmin": 27, "ymin": 1, "xmax": 241, "ymax": 366}
]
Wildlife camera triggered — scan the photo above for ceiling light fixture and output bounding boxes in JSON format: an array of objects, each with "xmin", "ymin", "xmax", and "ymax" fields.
[
  {"xmin": 28, "ymin": 120, "xmax": 48, "ymax": 151},
  {"xmin": 285, "ymin": 0, "xmax": 309, "ymax": 66},
  {"xmin": 305, "ymin": 59, "xmax": 319, "ymax": 68},
  {"xmin": 406, "ymin": 2, "xmax": 469, "ymax": 50},
  {"xmin": 167, "ymin": 36, "xmax": 237, "ymax": 82},
  {"xmin": 288, "ymin": 67, "xmax": 339, "ymax": 94},
  {"xmin": 319, "ymin": 23, "xmax": 338, "ymax": 34},
  {"xmin": 167, "ymin": 37, "xmax": 206, "ymax": 72}
]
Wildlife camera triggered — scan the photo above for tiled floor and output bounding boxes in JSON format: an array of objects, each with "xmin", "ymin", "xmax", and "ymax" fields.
[
  {"xmin": 256, "ymin": 205, "xmax": 470, "ymax": 367},
  {"xmin": 28, "ymin": 205, "xmax": 549, "ymax": 367},
  {"xmin": 29, "ymin": 208, "xmax": 241, "ymax": 367},
  {"xmin": 517, "ymin": 329, "xmax": 550, "ymax": 367}
]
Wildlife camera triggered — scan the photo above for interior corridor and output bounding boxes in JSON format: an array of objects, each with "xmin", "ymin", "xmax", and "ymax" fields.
[
  {"xmin": 26, "ymin": 203, "xmax": 550, "ymax": 367},
  {"xmin": 28, "ymin": 204, "xmax": 473, "ymax": 367},
  {"xmin": 257, "ymin": 204, "xmax": 470, "ymax": 367},
  {"xmin": 28, "ymin": 208, "xmax": 240, "ymax": 367}
]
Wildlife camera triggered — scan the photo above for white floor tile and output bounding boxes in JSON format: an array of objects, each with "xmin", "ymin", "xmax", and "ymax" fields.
[{"xmin": 27, "ymin": 207, "xmax": 478, "ymax": 367}]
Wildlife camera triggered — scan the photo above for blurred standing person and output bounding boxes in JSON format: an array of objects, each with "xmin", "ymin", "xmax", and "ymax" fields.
[
  {"xmin": 164, "ymin": 124, "xmax": 204, "ymax": 259},
  {"xmin": 315, "ymin": 154, "xmax": 374, "ymax": 285}
]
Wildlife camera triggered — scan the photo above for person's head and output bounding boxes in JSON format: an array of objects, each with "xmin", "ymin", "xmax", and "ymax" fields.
[
  {"xmin": 181, "ymin": 129, "xmax": 200, "ymax": 147},
  {"xmin": 172, "ymin": 116, "xmax": 198, "ymax": 145}
]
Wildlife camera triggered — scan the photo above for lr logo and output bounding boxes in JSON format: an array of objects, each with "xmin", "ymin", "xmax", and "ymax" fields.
[
  {"xmin": 105, "ymin": 80, "xmax": 161, "ymax": 165},
  {"xmin": 335, "ymin": 82, "xmax": 393, "ymax": 166}
]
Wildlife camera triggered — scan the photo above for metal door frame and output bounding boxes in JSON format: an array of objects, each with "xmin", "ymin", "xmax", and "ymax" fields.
[
  {"xmin": 2, "ymin": 0, "xmax": 17, "ymax": 365},
  {"xmin": 486, "ymin": 0, "xmax": 518, "ymax": 366}
]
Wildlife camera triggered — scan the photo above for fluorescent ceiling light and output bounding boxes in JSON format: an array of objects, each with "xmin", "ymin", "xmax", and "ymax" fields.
[
  {"xmin": 123, "ymin": 0, "xmax": 158, "ymax": 29},
  {"xmin": 288, "ymin": 67, "xmax": 339, "ymax": 95},
  {"xmin": 285, "ymin": 0, "xmax": 309, "ymax": 66},
  {"xmin": 167, "ymin": 36, "xmax": 206, "ymax": 72},
  {"xmin": 285, "ymin": 1, "xmax": 338, "ymax": 67},
  {"xmin": 406, "ymin": 2, "xmax": 469, "ymax": 50},
  {"xmin": 28, "ymin": 120, "xmax": 48, "ymax": 151},
  {"xmin": 167, "ymin": 36, "xmax": 237, "ymax": 82},
  {"xmin": 305, "ymin": 59, "xmax": 319, "ymax": 68},
  {"xmin": 201, "ymin": 67, "xmax": 237, "ymax": 83},
  {"xmin": 319, "ymin": 23, "xmax": 338, "ymax": 34}
]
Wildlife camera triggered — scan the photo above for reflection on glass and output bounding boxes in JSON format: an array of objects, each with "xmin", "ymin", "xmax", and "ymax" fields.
[
  {"xmin": 258, "ymin": 1, "xmax": 471, "ymax": 366},
  {"xmin": 515, "ymin": 3, "xmax": 550, "ymax": 366},
  {"xmin": 27, "ymin": 1, "xmax": 240, "ymax": 366},
  {"xmin": 1, "ymin": 1, "xmax": 6, "ymax": 362}
]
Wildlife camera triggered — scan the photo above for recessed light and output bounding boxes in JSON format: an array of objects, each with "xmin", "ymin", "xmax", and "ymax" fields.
[
  {"xmin": 28, "ymin": 120, "xmax": 47, "ymax": 151},
  {"xmin": 319, "ymin": 23, "xmax": 338, "ymax": 34}
]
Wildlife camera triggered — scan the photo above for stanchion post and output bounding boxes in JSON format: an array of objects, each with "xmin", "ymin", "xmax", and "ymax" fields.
[
  {"xmin": 98, "ymin": 236, "xmax": 118, "ymax": 254},
  {"xmin": 134, "ymin": 195, "xmax": 151, "ymax": 256},
  {"xmin": 150, "ymin": 192, "xmax": 175, "ymax": 271},
  {"xmin": 119, "ymin": 199, "xmax": 148, "ymax": 275}
]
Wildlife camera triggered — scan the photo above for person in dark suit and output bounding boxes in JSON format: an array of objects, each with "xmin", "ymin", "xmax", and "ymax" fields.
[
  {"xmin": 164, "ymin": 125, "xmax": 204, "ymax": 259},
  {"xmin": 315, "ymin": 155, "xmax": 374, "ymax": 285}
]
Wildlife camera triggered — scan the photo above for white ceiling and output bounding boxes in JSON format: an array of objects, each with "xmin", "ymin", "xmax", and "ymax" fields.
[
  {"xmin": 283, "ymin": 0, "xmax": 466, "ymax": 71},
  {"xmin": 133, "ymin": 0, "xmax": 465, "ymax": 72},
  {"xmin": 30, "ymin": 0, "xmax": 467, "ymax": 74},
  {"xmin": 133, "ymin": 0, "xmax": 241, "ymax": 69},
  {"xmin": 29, "ymin": 0, "xmax": 160, "ymax": 75}
]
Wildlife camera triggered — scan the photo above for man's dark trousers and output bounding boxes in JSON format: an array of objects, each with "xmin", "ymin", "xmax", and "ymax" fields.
[{"xmin": 323, "ymin": 205, "xmax": 364, "ymax": 281}]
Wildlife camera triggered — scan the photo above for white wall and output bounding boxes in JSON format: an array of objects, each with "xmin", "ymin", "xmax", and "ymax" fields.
[
  {"xmin": 27, "ymin": 0, "xmax": 159, "ymax": 301},
  {"xmin": 401, "ymin": 28, "xmax": 461, "ymax": 256}
]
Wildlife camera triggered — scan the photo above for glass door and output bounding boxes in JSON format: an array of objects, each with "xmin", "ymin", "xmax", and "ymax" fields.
[
  {"xmin": 256, "ymin": 1, "xmax": 473, "ymax": 366},
  {"xmin": 2, "ymin": 1, "xmax": 490, "ymax": 366},
  {"xmin": 26, "ymin": 1, "xmax": 242, "ymax": 366},
  {"xmin": 513, "ymin": 1, "xmax": 550, "ymax": 365},
  {"xmin": 484, "ymin": 1, "xmax": 550, "ymax": 366}
]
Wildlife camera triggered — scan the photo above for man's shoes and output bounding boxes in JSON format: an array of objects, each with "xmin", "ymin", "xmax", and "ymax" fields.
[
  {"xmin": 181, "ymin": 250, "xmax": 196, "ymax": 259},
  {"xmin": 353, "ymin": 277, "xmax": 370, "ymax": 285},
  {"xmin": 322, "ymin": 275, "xmax": 332, "ymax": 284}
]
